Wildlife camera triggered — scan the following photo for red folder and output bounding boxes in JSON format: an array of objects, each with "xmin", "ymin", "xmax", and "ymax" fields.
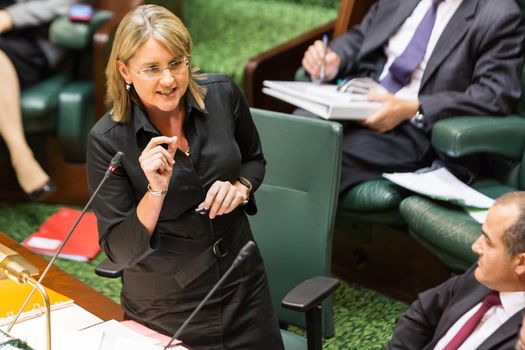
[{"xmin": 22, "ymin": 208, "xmax": 100, "ymax": 262}]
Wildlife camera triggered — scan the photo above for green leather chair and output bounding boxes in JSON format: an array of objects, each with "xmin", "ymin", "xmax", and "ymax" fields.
[
  {"xmin": 249, "ymin": 108, "xmax": 342, "ymax": 340},
  {"xmin": 20, "ymin": 9, "xmax": 113, "ymax": 164},
  {"xmin": 399, "ymin": 117, "xmax": 525, "ymax": 272}
]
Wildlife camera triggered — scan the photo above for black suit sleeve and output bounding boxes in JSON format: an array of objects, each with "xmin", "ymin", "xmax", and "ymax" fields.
[
  {"xmin": 86, "ymin": 126, "xmax": 160, "ymax": 268},
  {"xmin": 230, "ymin": 80, "xmax": 266, "ymax": 215}
]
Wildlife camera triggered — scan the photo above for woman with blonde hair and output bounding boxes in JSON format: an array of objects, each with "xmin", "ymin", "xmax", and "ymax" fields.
[{"xmin": 86, "ymin": 4, "xmax": 284, "ymax": 349}]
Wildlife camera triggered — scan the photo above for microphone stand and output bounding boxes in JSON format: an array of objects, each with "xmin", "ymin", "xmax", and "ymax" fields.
[
  {"xmin": 164, "ymin": 241, "xmax": 256, "ymax": 349},
  {"xmin": 7, "ymin": 151, "xmax": 124, "ymax": 334}
]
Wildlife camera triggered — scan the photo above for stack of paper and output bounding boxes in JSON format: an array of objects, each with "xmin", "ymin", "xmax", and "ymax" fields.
[
  {"xmin": 262, "ymin": 80, "xmax": 381, "ymax": 120},
  {"xmin": 382, "ymin": 167, "xmax": 495, "ymax": 223}
]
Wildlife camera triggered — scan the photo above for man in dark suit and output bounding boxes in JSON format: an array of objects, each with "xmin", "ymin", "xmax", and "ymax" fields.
[
  {"xmin": 387, "ymin": 191, "xmax": 525, "ymax": 349},
  {"xmin": 302, "ymin": 0, "xmax": 524, "ymax": 193}
]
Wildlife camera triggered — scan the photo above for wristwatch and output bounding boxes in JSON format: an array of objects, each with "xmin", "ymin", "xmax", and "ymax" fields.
[
  {"xmin": 238, "ymin": 177, "xmax": 253, "ymax": 192},
  {"xmin": 238, "ymin": 177, "xmax": 252, "ymax": 205},
  {"xmin": 410, "ymin": 104, "xmax": 427, "ymax": 130}
]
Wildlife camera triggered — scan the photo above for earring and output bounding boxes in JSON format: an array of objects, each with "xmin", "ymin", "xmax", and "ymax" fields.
[{"xmin": 125, "ymin": 83, "xmax": 131, "ymax": 91}]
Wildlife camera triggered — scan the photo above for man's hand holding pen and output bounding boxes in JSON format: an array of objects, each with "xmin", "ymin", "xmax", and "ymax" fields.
[{"xmin": 302, "ymin": 36, "xmax": 340, "ymax": 82}]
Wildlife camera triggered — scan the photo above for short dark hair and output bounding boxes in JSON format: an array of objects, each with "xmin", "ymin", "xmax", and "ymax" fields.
[{"xmin": 497, "ymin": 192, "xmax": 525, "ymax": 257}]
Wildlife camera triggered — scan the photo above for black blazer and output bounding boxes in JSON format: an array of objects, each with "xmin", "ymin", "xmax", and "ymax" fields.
[
  {"xmin": 330, "ymin": 0, "xmax": 524, "ymax": 130},
  {"xmin": 387, "ymin": 266, "xmax": 524, "ymax": 349}
]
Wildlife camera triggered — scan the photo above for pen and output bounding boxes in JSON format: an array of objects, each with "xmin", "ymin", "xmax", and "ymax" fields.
[
  {"xmin": 319, "ymin": 34, "xmax": 328, "ymax": 83},
  {"xmin": 195, "ymin": 207, "xmax": 208, "ymax": 214}
]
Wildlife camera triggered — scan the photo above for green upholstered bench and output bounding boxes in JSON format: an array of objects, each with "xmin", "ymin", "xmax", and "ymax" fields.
[
  {"xmin": 183, "ymin": 0, "xmax": 340, "ymax": 86},
  {"xmin": 399, "ymin": 116, "xmax": 525, "ymax": 272}
]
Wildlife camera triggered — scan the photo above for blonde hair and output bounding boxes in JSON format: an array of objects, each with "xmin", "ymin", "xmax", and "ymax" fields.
[{"xmin": 105, "ymin": 4, "xmax": 206, "ymax": 123}]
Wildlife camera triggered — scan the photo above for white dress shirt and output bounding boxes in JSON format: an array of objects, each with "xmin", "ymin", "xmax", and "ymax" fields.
[
  {"xmin": 434, "ymin": 291, "xmax": 525, "ymax": 350},
  {"xmin": 378, "ymin": 0, "xmax": 463, "ymax": 100}
]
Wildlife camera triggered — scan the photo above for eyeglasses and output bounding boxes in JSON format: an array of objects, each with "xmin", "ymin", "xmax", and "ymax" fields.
[{"xmin": 133, "ymin": 57, "xmax": 189, "ymax": 79}]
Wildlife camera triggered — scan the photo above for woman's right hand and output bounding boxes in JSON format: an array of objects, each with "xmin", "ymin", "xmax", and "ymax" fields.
[{"xmin": 139, "ymin": 136, "xmax": 178, "ymax": 191}]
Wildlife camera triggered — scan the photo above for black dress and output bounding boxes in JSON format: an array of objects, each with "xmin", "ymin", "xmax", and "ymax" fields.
[{"xmin": 86, "ymin": 74, "xmax": 284, "ymax": 349}]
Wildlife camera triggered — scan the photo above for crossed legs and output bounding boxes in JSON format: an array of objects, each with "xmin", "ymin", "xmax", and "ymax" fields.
[{"xmin": 0, "ymin": 49, "xmax": 50, "ymax": 195}]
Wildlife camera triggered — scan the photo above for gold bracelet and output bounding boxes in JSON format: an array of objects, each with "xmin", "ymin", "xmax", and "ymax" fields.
[{"xmin": 147, "ymin": 184, "xmax": 168, "ymax": 196}]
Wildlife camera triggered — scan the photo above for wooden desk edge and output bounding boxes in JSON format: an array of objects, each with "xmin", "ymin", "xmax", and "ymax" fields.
[{"xmin": 0, "ymin": 232, "xmax": 123, "ymax": 321}]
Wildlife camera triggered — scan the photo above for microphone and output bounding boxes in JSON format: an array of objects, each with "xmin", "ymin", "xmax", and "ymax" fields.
[
  {"xmin": 163, "ymin": 240, "xmax": 257, "ymax": 349},
  {"xmin": 6, "ymin": 151, "xmax": 125, "ymax": 332},
  {"xmin": 106, "ymin": 151, "xmax": 124, "ymax": 176}
]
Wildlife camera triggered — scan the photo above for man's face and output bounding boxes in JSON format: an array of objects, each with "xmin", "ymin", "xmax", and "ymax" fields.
[{"xmin": 472, "ymin": 203, "xmax": 520, "ymax": 291}]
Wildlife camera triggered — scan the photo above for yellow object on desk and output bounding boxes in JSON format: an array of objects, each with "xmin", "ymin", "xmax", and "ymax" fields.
[{"xmin": 0, "ymin": 279, "xmax": 73, "ymax": 326}]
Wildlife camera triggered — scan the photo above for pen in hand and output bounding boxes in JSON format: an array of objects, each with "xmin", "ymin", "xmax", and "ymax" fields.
[
  {"xmin": 319, "ymin": 34, "xmax": 328, "ymax": 83},
  {"xmin": 195, "ymin": 207, "xmax": 208, "ymax": 215}
]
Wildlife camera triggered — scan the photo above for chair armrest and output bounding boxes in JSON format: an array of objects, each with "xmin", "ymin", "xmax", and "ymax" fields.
[
  {"xmin": 282, "ymin": 276, "xmax": 340, "ymax": 312},
  {"xmin": 49, "ymin": 10, "xmax": 113, "ymax": 50},
  {"xmin": 243, "ymin": 22, "xmax": 334, "ymax": 111},
  {"xmin": 431, "ymin": 115, "xmax": 525, "ymax": 160},
  {"xmin": 95, "ymin": 257, "xmax": 123, "ymax": 278}
]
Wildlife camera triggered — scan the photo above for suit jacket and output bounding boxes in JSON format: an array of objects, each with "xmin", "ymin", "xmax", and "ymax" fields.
[
  {"xmin": 330, "ymin": 0, "xmax": 524, "ymax": 184},
  {"xmin": 387, "ymin": 266, "xmax": 524, "ymax": 350},
  {"xmin": 331, "ymin": 0, "xmax": 524, "ymax": 130}
]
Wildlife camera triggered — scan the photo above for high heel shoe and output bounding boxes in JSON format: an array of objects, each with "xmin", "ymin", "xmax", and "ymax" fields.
[{"xmin": 28, "ymin": 180, "xmax": 56, "ymax": 202}]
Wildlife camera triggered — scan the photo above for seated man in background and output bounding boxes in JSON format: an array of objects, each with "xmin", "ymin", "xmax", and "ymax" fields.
[
  {"xmin": 387, "ymin": 191, "xmax": 525, "ymax": 350},
  {"xmin": 302, "ymin": 0, "xmax": 524, "ymax": 193}
]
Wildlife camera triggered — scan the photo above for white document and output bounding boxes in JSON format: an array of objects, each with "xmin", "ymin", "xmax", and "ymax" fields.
[
  {"xmin": 382, "ymin": 167, "xmax": 495, "ymax": 209},
  {"xmin": 3, "ymin": 307, "xmax": 189, "ymax": 350},
  {"xmin": 262, "ymin": 80, "xmax": 381, "ymax": 120},
  {"xmin": 2, "ymin": 303, "xmax": 103, "ymax": 350}
]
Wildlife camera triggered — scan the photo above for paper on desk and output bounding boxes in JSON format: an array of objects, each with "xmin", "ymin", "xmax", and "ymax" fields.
[
  {"xmin": 2, "ymin": 303, "xmax": 103, "ymax": 350},
  {"xmin": 464, "ymin": 207, "xmax": 489, "ymax": 224},
  {"xmin": 383, "ymin": 167, "xmax": 495, "ymax": 208},
  {"xmin": 383, "ymin": 168, "xmax": 495, "ymax": 223},
  {"xmin": 80, "ymin": 320, "xmax": 188, "ymax": 350}
]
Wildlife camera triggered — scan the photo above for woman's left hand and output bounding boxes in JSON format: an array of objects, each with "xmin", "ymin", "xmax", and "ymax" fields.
[{"xmin": 198, "ymin": 180, "xmax": 250, "ymax": 219}]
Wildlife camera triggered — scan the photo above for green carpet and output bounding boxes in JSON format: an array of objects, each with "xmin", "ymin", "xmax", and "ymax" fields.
[
  {"xmin": 185, "ymin": 0, "xmax": 338, "ymax": 85},
  {"xmin": 0, "ymin": 203, "xmax": 408, "ymax": 349}
]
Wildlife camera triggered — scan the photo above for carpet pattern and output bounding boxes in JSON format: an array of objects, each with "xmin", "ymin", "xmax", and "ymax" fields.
[
  {"xmin": 185, "ymin": 0, "xmax": 338, "ymax": 85},
  {"xmin": 0, "ymin": 203, "xmax": 408, "ymax": 349}
]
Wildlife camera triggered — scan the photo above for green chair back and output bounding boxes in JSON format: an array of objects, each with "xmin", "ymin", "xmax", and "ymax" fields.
[{"xmin": 249, "ymin": 108, "xmax": 342, "ymax": 337}]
